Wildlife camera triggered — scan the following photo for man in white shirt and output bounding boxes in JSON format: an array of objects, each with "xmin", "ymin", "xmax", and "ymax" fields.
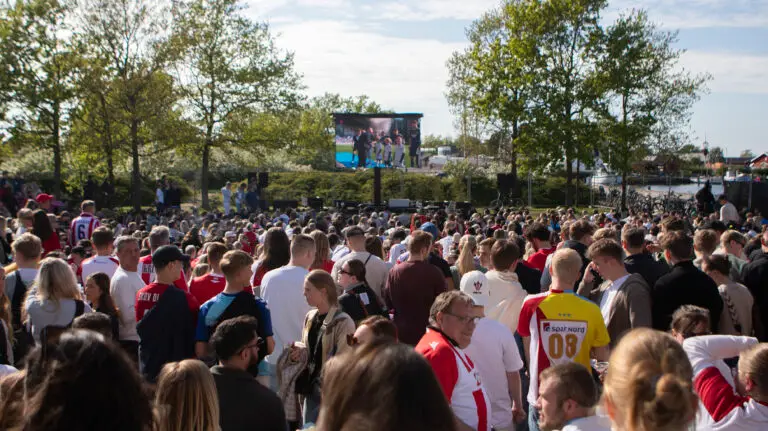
[
  {"xmin": 718, "ymin": 194, "xmax": 740, "ymax": 227},
  {"xmin": 331, "ymin": 226, "xmax": 389, "ymax": 298},
  {"xmin": 536, "ymin": 363, "xmax": 609, "ymax": 431},
  {"xmin": 221, "ymin": 182, "xmax": 232, "ymax": 216},
  {"xmin": 485, "ymin": 239, "xmax": 528, "ymax": 334},
  {"xmin": 261, "ymin": 233, "xmax": 315, "ymax": 391},
  {"xmin": 109, "ymin": 235, "xmax": 145, "ymax": 363},
  {"xmin": 81, "ymin": 227, "xmax": 119, "ymax": 283},
  {"xmin": 577, "ymin": 239, "xmax": 652, "ymax": 348},
  {"xmin": 387, "ymin": 228, "xmax": 407, "ymax": 265},
  {"xmin": 462, "ymin": 271, "xmax": 525, "ymax": 431}
]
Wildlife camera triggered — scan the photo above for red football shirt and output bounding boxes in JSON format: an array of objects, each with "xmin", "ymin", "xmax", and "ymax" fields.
[
  {"xmin": 139, "ymin": 255, "xmax": 188, "ymax": 291},
  {"xmin": 135, "ymin": 282, "xmax": 200, "ymax": 323},
  {"xmin": 188, "ymin": 273, "xmax": 226, "ymax": 304},
  {"xmin": 526, "ymin": 246, "xmax": 556, "ymax": 272}
]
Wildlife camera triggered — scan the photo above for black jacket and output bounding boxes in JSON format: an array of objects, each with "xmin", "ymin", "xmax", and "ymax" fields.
[
  {"xmin": 136, "ymin": 286, "xmax": 195, "ymax": 382},
  {"xmin": 742, "ymin": 252, "xmax": 768, "ymax": 341},
  {"xmin": 211, "ymin": 366, "xmax": 287, "ymax": 431},
  {"xmin": 338, "ymin": 282, "xmax": 388, "ymax": 323},
  {"xmin": 625, "ymin": 252, "xmax": 669, "ymax": 289},
  {"xmin": 563, "ymin": 240, "xmax": 590, "ymax": 290},
  {"xmin": 652, "ymin": 260, "xmax": 723, "ymax": 333},
  {"xmin": 516, "ymin": 263, "xmax": 543, "ymax": 295}
]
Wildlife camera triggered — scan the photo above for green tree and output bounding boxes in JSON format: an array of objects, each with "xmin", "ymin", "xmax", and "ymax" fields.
[
  {"xmin": 76, "ymin": 0, "xmax": 177, "ymax": 211},
  {"xmin": 597, "ymin": 10, "xmax": 709, "ymax": 209},
  {"xmin": 0, "ymin": 0, "xmax": 78, "ymax": 196},
  {"xmin": 170, "ymin": 0, "xmax": 302, "ymax": 209},
  {"xmin": 740, "ymin": 149, "xmax": 755, "ymax": 159}
]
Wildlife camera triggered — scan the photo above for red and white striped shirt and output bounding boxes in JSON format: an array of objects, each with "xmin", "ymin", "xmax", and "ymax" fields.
[
  {"xmin": 416, "ymin": 328, "xmax": 490, "ymax": 431},
  {"xmin": 684, "ymin": 335, "xmax": 768, "ymax": 431},
  {"xmin": 70, "ymin": 212, "xmax": 100, "ymax": 245}
]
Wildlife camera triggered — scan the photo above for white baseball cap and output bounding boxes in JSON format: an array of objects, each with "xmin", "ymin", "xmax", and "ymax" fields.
[{"xmin": 460, "ymin": 270, "xmax": 490, "ymax": 308}]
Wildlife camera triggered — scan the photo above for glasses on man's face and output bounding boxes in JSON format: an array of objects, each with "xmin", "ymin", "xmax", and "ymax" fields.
[
  {"xmin": 339, "ymin": 269, "xmax": 352, "ymax": 276},
  {"xmin": 444, "ymin": 312, "xmax": 479, "ymax": 325},
  {"xmin": 238, "ymin": 338, "xmax": 262, "ymax": 354}
]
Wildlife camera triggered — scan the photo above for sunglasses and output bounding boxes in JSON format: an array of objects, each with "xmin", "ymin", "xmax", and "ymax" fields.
[{"xmin": 338, "ymin": 269, "xmax": 353, "ymax": 276}]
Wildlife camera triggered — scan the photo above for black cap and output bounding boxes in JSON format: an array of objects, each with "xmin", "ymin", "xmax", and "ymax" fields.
[{"xmin": 152, "ymin": 245, "xmax": 190, "ymax": 269}]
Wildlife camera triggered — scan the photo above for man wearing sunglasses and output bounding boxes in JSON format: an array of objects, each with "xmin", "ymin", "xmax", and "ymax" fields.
[
  {"xmin": 416, "ymin": 291, "xmax": 490, "ymax": 431},
  {"xmin": 210, "ymin": 316, "xmax": 286, "ymax": 431}
]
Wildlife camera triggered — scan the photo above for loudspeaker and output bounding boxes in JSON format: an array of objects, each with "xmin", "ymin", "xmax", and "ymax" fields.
[
  {"xmin": 247, "ymin": 172, "xmax": 259, "ymax": 188},
  {"xmin": 373, "ymin": 167, "xmax": 382, "ymax": 206},
  {"xmin": 258, "ymin": 172, "xmax": 269, "ymax": 188},
  {"xmin": 497, "ymin": 174, "xmax": 515, "ymax": 193}
]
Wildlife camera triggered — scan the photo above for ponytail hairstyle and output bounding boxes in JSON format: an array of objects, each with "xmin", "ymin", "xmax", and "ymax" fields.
[
  {"xmin": 456, "ymin": 235, "xmax": 477, "ymax": 276},
  {"xmin": 603, "ymin": 328, "xmax": 697, "ymax": 431},
  {"xmin": 738, "ymin": 343, "xmax": 768, "ymax": 402}
]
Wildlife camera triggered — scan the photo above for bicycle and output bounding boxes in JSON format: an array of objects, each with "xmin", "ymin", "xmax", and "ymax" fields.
[{"xmin": 490, "ymin": 191, "xmax": 525, "ymax": 209}]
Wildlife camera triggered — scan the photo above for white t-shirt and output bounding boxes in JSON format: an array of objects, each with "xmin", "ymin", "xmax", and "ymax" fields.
[
  {"xmin": 81, "ymin": 255, "xmax": 120, "ymax": 284},
  {"xmin": 331, "ymin": 245, "xmax": 350, "ymax": 262},
  {"xmin": 465, "ymin": 318, "xmax": 524, "ymax": 430},
  {"xmin": 599, "ymin": 274, "xmax": 629, "ymax": 325},
  {"xmin": 438, "ymin": 236, "xmax": 454, "ymax": 257},
  {"xmin": 388, "ymin": 242, "xmax": 407, "ymax": 264},
  {"xmin": 331, "ymin": 251, "xmax": 389, "ymax": 299},
  {"xmin": 109, "ymin": 266, "xmax": 146, "ymax": 342},
  {"xmin": 261, "ymin": 265, "xmax": 311, "ymax": 365}
]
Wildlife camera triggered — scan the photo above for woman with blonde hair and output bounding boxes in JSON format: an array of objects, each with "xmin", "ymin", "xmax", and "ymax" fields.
[
  {"xmin": 684, "ymin": 334, "xmax": 768, "ymax": 430},
  {"xmin": 602, "ymin": 328, "xmax": 698, "ymax": 431},
  {"xmin": 450, "ymin": 234, "xmax": 481, "ymax": 290},
  {"xmin": 309, "ymin": 230, "xmax": 334, "ymax": 273},
  {"xmin": 155, "ymin": 359, "xmax": 219, "ymax": 431},
  {"xmin": 24, "ymin": 258, "xmax": 90, "ymax": 343}
]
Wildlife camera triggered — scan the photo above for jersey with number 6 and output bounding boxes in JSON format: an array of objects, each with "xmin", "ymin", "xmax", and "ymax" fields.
[
  {"xmin": 517, "ymin": 289, "xmax": 610, "ymax": 404},
  {"xmin": 70, "ymin": 212, "xmax": 100, "ymax": 246}
]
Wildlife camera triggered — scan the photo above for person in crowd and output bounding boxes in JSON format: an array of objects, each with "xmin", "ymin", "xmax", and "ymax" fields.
[
  {"xmin": 292, "ymin": 269, "xmax": 355, "ymax": 424},
  {"xmin": 4, "ymin": 234, "xmax": 41, "ymax": 345},
  {"xmin": 309, "ymin": 230, "xmax": 334, "ymax": 273},
  {"xmin": 719, "ymin": 194, "xmax": 740, "ymax": 227},
  {"xmin": 741, "ymin": 229, "xmax": 768, "ymax": 340},
  {"xmin": 695, "ymin": 180, "xmax": 715, "ymax": 215},
  {"xmin": 702, "ymin": 254, "xmax": 756, "ymax": 337},
  {"xmin": 221, "ymin": 182, "xmax": 232, "ymax": 216},
  {"xmin": 652, "ymin": 230, "xmax": 723, "ymax": 333},
  {"xmin": 541, "ymin": 220, "xmax": 594, "ymax": 291},
  {"xmin": 317, "ymin": 338, "xmax": 457, "ymax": 431},
  {"xmin": 139, "ymin": 226, "xmax": 187, "ymax": 291},
  {"xmin": 331, "ymin": 226, "xmax": 389, "ymax": 298},
  {"xmin": 7, "ymin": 330, "xmax": 153, "ymax": 431},
  {"xmin": 0, "ymin": 217, "xmax": 11, "ymax": 265},
  {"xmin": 34, "ymin": 193, "xmax": 54, "ymax": 212},
  {"xmin": 72, "ymin": 311, "xmax": 115, "ymax": 339},
  {"xmin": 578, "ymin": 239, "xmax": 652, "ymax": 347},
  {"xmin": 135, "ymin": 245, "xmax": 198, "ymax": 382},
  {"xmin": 25, "ymin": 257, "xmax": 91, "ymax": 343},
  {"xmin": 349, "ymin": 314, "xmax": 398, "ymax": 345},
  {"xmin": 0, "ymin": 268, "xmax": 11, "ymax": 365},
  {"xmin": 81, "ymin": 227, "xmax": 118, "ymax": 282},
  {"xmin": 69, "ymin": 200, "xmax": 100, "ymax": 246},
  {"xmin": 418, "ymin": 222, "xmax": 455, "ymax": 290},
  {"xmin": 694, "ymin": 228, "xmax": 742, "ymax": 281},
  {"xmin": 209, "ymin": 315, "xmax": 285, "ymax": 431},
  {"xmin": 384, "ymin": 230, "xmax": 447, "ymax": 345},
  {"xmin": 535, "ymin": 363, "xmax": 609, "ymax": 431},
  {"xmin": 261, "ymin": 233, "xmax": 315, "ymax": 389},
  {"xmin": 719, "ymin": 229, "xmax": 747, "ymax": 271},
  {"xmin": 337, "ymin": 259, "xmax": 388, "ymax": 324},
  {"xmin": 235, "ymin": 183, "xmax": 246, "ymax": 214},
  {"xmin": 195, "ymin": 250, "xmax": 273, "ymax": 375},
  {"xmin": 416, "ymin": 291, "xmax": 490, "ymax": 431},
  {"xmin": 602, "ymin": 328, "xmax": 698, "ymax": 431},
  {"xmin": 525, "ymin": 223, "xmax": 556, "ymax": 272},
  {"xmin": 450, "ymin": 235, "xmax": 481, "ymax": 289},
  {"xmin": 518, "ymin": 248, "xmax": 610, "ymax": 431},
  {"xmin": 621, "ymin": 226, "xmax": 668, "ymax": 288},
  {"xmin": 15, "ymin": 208, "xmax": 34, "ymax": 237},
  {"xmin": 84, "ymin": 272, "xmax": 120, "ymax": 340},
  {"xmin": 154, "ymin": 359, "xmax": 220, "ymax": 431},
  {"xmin": 510, "ymin": 233, "xmax": 544, "ymax": 295},
  {"xmin": 388, "ymin": 228, "xmax": 408, "ymax": 264},
  {"xmin": 461, "ymin": 271, "xmax": 525, "ymax": 431},
  {"xmin": 31, "ymin": 209, "xmax": 60, "ymax": 256},
  {"xmin": 250, "ymin": 226, "xmax": 291, "ymax": 292},
  {"xmin": 684, "ymin": 333, "xmax": 768, "ymax": 430},
  {"xmin": 188, "ymin": 242, "xmax": 228, "ymax": 304},
  {"xmin": 109, "ymin": 235, "xmax": 145, "ymax": 362},
  {"xmin": 485, "ymin": 239, "xmax": 528, "ymax": 334}
]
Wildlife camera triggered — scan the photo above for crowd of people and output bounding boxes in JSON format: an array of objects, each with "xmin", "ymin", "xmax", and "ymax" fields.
[{"xmin": 0, "ymin": 186, "xmax": 767, "ymax": 431}]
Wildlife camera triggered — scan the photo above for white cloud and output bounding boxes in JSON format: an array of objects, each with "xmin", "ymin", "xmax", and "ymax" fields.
[
  {"xmin": 272, "ymin": 19, "xmax": 464, "ymax": 135},
  {"xmin": 681, "ymin": 51, "xmax": 768, "ymax": 94},
  {"xmin": 608, "ymin": 0, "xmax": 768, "ymax": 28}
]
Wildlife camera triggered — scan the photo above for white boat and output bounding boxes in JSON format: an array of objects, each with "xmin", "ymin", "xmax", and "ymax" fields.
[{"xmin": 589, "ymin": 167, "xmax": 622, "ymax": 185}]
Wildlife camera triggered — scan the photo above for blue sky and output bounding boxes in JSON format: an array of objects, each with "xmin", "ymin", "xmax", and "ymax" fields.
[{"xmin": 245, "ymin": 0, "xmax": 768, "ymax": 156}]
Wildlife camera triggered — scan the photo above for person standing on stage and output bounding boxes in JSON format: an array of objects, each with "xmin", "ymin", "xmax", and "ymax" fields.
[
  {"xmin": 409, "ymin": 124, "xmax": 421, "ymax": 168},
  {"xmin": 394, "ymin": 135, "xmax": 405, "ymax": 168},
  {"xmin": 383, "ymin": 137, "xmax": 393, "ymax": 167},
  {"xmin": 357, "ymin": 128, "xmax": 371, "ymax": 169}
]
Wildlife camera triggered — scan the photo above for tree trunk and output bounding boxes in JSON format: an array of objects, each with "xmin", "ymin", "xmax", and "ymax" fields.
[
  {"xmin": 130, "ymin": 118, "xmax": 141, "ymax": 212},
  {"xmin": 510, "ymin": 120, "xmax": 520, "ymax": 197},
  {"xmin": 575, "ymin": 157, "xmax": 580, "ymax": 207},
  {"xmin": 99, "ymin": 93, "xmax": 115, "ymax": 187},
  {"xmin": 52, "ymin": 101, "xmax": 62, "ymax": 197},
  {"xmin": 201, "ymin": 139, "xmax": 211, "ymax": 209},
  {"xmin": 565, "ymin": 152, "xmax": 573, "ymax": 207},
  {"xmin": 621, "ymin": 172, "xmax": 628, "ymax": 213}
]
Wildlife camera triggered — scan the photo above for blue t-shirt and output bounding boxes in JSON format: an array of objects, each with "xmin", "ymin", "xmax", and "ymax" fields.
[{"xmin": 195, "ymin": 292, "xmax": 273, "ymax": 342}]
